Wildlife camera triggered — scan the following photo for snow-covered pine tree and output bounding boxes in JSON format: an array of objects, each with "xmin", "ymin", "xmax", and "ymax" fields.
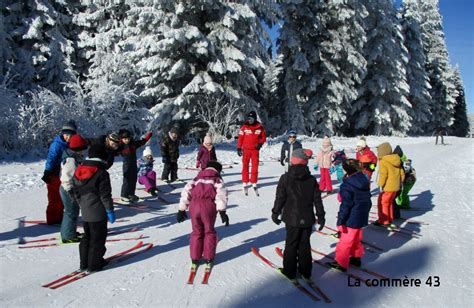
[
  {"xmin": 400, "ymin": 0, "xmax": 432, "ymax": 135},
  {"xmin": 353, "ymin": 0, "xmax": 411, "ymax": 136},
  {"xmin": 262, "ymin": 53, "xmax": 285, "ymax": 133},
  {"xmin": 418, "ymin": 0, "xmax": 457, "ymax": 132},
  {"xmin": 450, "ymin": 66, "xmax": 469, "ymax": 137},
  {"xmin": 280, "ymin": 0, "xmax": 367, "ymax": 136},
  {"xmin": 2, "ymin": 0, "xmax": 77, "ymax": 94}
]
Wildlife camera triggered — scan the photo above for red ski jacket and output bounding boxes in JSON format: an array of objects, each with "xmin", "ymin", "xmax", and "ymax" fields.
[{"xmin": 237, "ymin": 121, "xmax": 267, "ymax": 150}]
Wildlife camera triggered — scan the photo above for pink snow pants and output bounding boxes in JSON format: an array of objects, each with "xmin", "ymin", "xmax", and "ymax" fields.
[
  {"xmin": 242, "ymin": 149, "xmax": 260, "ymax": 184},
  {"xmin": 335, "ymin": 226, "xmax": 364, "ymax": 269},
  {"xmin": 319, "ymin": 167, "xmax": 333, "ymax": 192},
  {"xmin": 189, "ymin": 202, "xmax": 218, "ymax": 261},
  {"xmin": 377, "ymin": 191, "xmax": 397, "ymax": 224},
  {"xmin": 138, "ymin": 171, "xmax": 156, "ymax": 192}
]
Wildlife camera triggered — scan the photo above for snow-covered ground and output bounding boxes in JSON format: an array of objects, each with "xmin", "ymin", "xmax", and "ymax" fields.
[{"xmin": 0, "ymin": 136, "xmax": 472, "ymax": 307}]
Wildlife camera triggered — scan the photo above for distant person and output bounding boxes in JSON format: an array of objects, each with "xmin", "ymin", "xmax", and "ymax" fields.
[
  {"xmin": 160, "ymin": 127, "xmax": 180, "ymax": 182},
  {"xmin": 315, "ymin": 137, "xmax": 334, "ymax": 194},
  {"xmin": 42, "ymin": 120, "xmax": 77, "ymax": 225},
  {"xmin": 280, "ymin": 130, "xmax": 302, "ymax": 172},
  {"xmin": 434, "ymin": 127, "xmax": 447, "ymax": 145},
  {"xmin": 196, "ymin": 133, "xmax": 217, "ymax": 170},
  {"xmin": 272, "ymin": 148, "xmax": 326, "ymax": 281},
  {"xmin": 86, "ymin": 132, "xmax": 121, "ymax": 169}
]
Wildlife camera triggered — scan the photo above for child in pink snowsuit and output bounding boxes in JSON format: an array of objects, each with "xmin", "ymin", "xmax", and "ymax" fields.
[
  {"xmin": 315, "ymin": 137, "xmax": 334, "ymax": 193},
  {"xmin": 196, "ymin": 134, "xmax": 217, "ymax": 170},
  {"xmin": 137, "ymin": 147, "xmax": 157, "ymax": 196},
  {"xmin": 177, "ymin": 161, "xmax": 229, "ymax": 265}
]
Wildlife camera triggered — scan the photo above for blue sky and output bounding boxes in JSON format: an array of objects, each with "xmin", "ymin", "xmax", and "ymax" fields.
[{"xmin": 265, "ymin": 0, "xmax": 473, "ymax": 113}]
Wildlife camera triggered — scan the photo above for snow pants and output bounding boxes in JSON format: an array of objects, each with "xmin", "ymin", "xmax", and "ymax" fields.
[
  {"xmin": 189, "ymin": 202, "xmax": 218, "ymax": 261},
  {"xmin": 335, "ymin": 226, "xmax": 364, "ymax": 269},
  {"xmin": 162, "ymin": 162, "xmax": 178, "ymax": 182},
  {"xmin": 59, "ymin": 186, "xmax": 80, "ymax": 240},
  {"xmin": 242, "ymin": 149, "xmax": 260, "ymax": 184},
  {"xmin": 283, "ymin": 225, "xmax": 313, "ymax": 279},
  {"xmin": 138, "ymin": 171, "xmax": 157, "ymax": 192},
  {"xmin": 46, "ymin": 175, "xmax": 64, "ymax": 225},
  {"xmin": 121, "ymin": 162, "xmax": 138, "ymax": 198},
  {"xmin": 396, "ymin": 179, "xmax": 416, "ymax": 209},
  {"xmin": 319, "ymin": 167, "xmax": 333, "ymax": 192},
  {"xmin": 79, "ymin": 220, "xmax": 108, "ymax": 271},
  {"xmin": 377, "ymin": 191, "xmax": 397, "ymax": 224}
]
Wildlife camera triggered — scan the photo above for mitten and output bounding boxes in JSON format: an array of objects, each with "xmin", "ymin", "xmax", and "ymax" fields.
[
  {"xmin": 177, "ymin": 210, "xmax": 187, "ymax": 223},
  {"xmin": 317, "ymin": 216, "xmax": 325, "ymax": 231},
  {"xmin": 41, "ymin": 170, "xmax": 52, "ymax": 184},
  {"xmin": 369, "ymin": 163, "xmax": 376, "ymax": 171},
  {"xmin": 271, "ymin": 213, "xmax": 281, "ymax": 225},
  {"xmin": 106, "ymin": 209, "xmax": 116, "ymax": 224},
  {"xmin": 219, "ymin": 211, "xmax": 229, "ymax": 226},
  {"xmin": 237, "ymin": 148, "xmax": 243, "ymax": 157},
  {"xmin": 313, "ymin": 164, "xmax": 319, "ymax": 171}
]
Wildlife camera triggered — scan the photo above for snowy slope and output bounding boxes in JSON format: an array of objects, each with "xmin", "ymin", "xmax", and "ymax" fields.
[{"xmin": 0, "ymin": 136, "xmax": 473, "ymax": 307}]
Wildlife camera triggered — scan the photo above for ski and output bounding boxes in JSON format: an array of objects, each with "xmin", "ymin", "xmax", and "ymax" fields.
[
  {"xmin": 251, "ymin": 247, "xmax": 320, "ymax": 302},
  {"xmin": 368, "ymin": 222, "xmax": 421, "ymax": 239},
  {"xmin": 310, "ymin": 249, "xmax": 389, "ymax": 280},
  {"xmin": 187, "ymin": 264, "xmax": 199, "ymax": 284},
  {"xmin": 42, "ymin": 241, "xmax": 145, "ymax": 288},
  {"xmin": 323, "ymin": 226, "xmax": 384, "ymax": 252},
  {"xmin": 107, "ymin": 226, "xmax": 140, "ymax": 236},
  {"xmin": 253, "ymin": 187, "xmax": 260, "ymax": 197},
  {"xmin": 370, "ymin": 212, "xmax": 428, "ymax": 225},
  {"xmin": 44, "ymin": 241, "xmax": 153, "ymax": 289},
  {"xmin": 19, "ymin": 234, "xmax": 144, "ymax": 249},
  {"xmin": 312, "ymin": 256, "xmax": 370, "ymax": 285},
  {"xmin": 201, "ymin": 263, "xmax": 212, "ymax": 284},
  {"xmin": 316, "ymin": 230, "xmax": 377, "ymax": 253},
  {"xmin": 275, "ymin": 247, "xmax": 331, "ymax": 303}
]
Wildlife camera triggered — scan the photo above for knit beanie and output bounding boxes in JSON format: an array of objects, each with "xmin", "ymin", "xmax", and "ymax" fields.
[
  {"xmin": 291, "ymin": 148, "xmax": 313, "ymax": 166},
  {"xmin": 247, "ymin": 111, "xmax": 257, "ymax": 120},
  {"xmin": 356, "ymin": 139, "xmax": 366, "ymax": 148},
  {"xmin": 143, "ymin": 146, "xmax": 153, "ymax": 157},
  {"xmin": 69, "ymin": 135, "xmax": 88, "ymax": 151},
  {"xmin": 206, "ymin": 161, "xmax": 222, "ymax": 173},
  {"xmin": 287, "ymin": 129, "xmax": 297, "ymax": 137},
  {"xmin": 61, "ymin": 120, "xmax": 77, "ymax": 135},
  {"xmin": 377, "ymin": 142, "xmax": 392, "ymax": 159},
  {"xmin": 88, "ymin": 144, "xmax": 108, "ymax": 161},
  {"xmin": 169, "ymin": 127, "xmax": 178, "ymax": 134}
]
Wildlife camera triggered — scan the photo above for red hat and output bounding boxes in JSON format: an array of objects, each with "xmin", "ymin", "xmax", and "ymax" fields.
[
  {"xmin": 69, "ymin": 134, "xmax": 88, "ymax": 151},
  {"xmin": 291, "ymin": 148, "xmax": 313, "ymax": 166}
]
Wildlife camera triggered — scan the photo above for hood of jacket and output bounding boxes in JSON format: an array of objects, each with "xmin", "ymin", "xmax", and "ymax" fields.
[
  {"xmin": 73, "ymin": 160, "xmax": 104, "ymax": 184},
  {"xmin": 196, "ymin": 168, "xmax": 221, "ymax": 180},
  {"xmin": 381, "ymin": 153, "xmax": 402, "ymax": 168},
  {"xmin": 344, "ymin": 172, "xmax": 370, "ymax": 191},
  {"xmin": 288, "ymin": 164, "xmax": 312, "ymax": 181}
]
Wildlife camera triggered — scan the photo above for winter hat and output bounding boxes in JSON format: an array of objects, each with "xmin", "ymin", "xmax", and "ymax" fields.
[
  {"xmin": 322, "ymin": 137, "xmax": 332, "ymax": 148},
  {"xmin": 287, "ymin": 129, "xmax": 297, "ymax": 137},
  {"xmin": 61, "ymin": 120, "xmax": 77, "ymax": 135},
  {"xmin": 206, "ymin": 161, "xmax": 222, "ymax": 173},
  {"xmin": 393, "ymin": 145, "xmax": 404, "ymax": 158},
  {"xmin": 169, "ymin": 127, "xmax": 178, "ymax": 134},
  {"xmin": 377, "ymin": 142, "xmax": 392, "ymax": 159},
  {"xmin": 88, "ymin": 144, "xmax": 108, "ymax": 161},
  {"xmin": 356, "ymin": 139, "xmax": 366, "ymax": 148},
  {"xmin": 143, "ymin": 146, "xmax": 153, "ymax": 158},
  {"xmin": 119, "ymin": 129, "xmax": 131, "ymax": 139},
  {"xmin": 247, "ymin": 111, "xmax": 257, "ymax": 120},
  {"xmin": 343, "ymin": 159, "xmax": 362, "ymax": 176},
  {"xmin": 69, "ymin": 134, "xmax": 88, "ymax": 151},
  {"xmin": 107, "ymin": 132, "xmax": 120, "ymax": 143},
  {"xmin": 291, "ymin": 148, "xmax": 313, "ymax": 166},
  {"xmin": 203, "ymin": 135, "xmax": 212, "ymax": 145}
]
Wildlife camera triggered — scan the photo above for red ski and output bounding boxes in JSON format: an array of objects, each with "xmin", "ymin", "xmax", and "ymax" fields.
[
  {"xmin": 19, "ymin": 234, "xmax": 144, "ymax": 249},
  {"xmin": 275, "ymin": 247, "xmax": 331, "ymax": 303},
  {"xmin": 251, "ymin": 247, "xmax": 320, "ymax": 301},
  {"xmin": 201, "ymin": 263, "xmax": 212, "ymax": 284},
  {"xmin": 187, "ymin": 264, "xmax": 199, "ymax": 284}
]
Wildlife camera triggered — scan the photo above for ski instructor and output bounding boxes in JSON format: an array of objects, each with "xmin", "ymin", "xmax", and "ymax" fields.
[{"xmin": 237, "ymin": 110, "xmax": 267, "ymax": 193}]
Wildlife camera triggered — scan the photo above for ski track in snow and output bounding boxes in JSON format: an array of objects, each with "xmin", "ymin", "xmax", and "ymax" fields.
[{"xmin": 0, "ymin": 136, "xmax": 472, "ymax": 307}]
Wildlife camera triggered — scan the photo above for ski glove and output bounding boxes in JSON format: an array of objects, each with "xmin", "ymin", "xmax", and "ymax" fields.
[
  {"xmin": 313, "ymin": 164, "xmax": 319, "ymax": 171},
  {"xmin": 106, "ymin": 209, "xmax": 116, "ymax": 224},
  {"xmin": 237, "ymin": 148, "xmax": 243, "ymax": 157},
  {"xmin": 316, "ymin": 216, "xmax": 325, "ymax": 231},
  {"xmin": 369, "ymin": 163, "xmax": 376, "ymax": 171},
  {"xmin": 329, "ymin": 166, "xmax": 336, "ymax": 174},
  {"xmin": 177, "ymin": 210, "xmax": 187, "ymax": 223},
  {"xmin": 256, "ymin": 143, "xmax": 263, "ymax": 150},
  {"xmin": 41, "ymin": 170, "xmax": 52, "ymax": 184},
  {"xmin": 271, "ymin": 213, "xmax": 281, "ymax": 225},
  {"xmin": 219, "ymin": 211, "xmax": 229, "ymax": 227}
]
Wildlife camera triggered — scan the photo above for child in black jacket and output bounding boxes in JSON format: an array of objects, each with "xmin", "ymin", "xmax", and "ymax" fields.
[
  {"xmin": 118, "ymin": 129, "xmax": 152, "ymax": 203},
  {"xmin": 271, "ymin": 148, "xmax": 326, "ymax": 280},
  {"xmin": 72, "ymin": 144, "xmax": 116, "ymax": 272}
]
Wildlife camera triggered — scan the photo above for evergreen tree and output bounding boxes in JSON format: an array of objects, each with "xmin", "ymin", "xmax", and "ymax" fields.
[
  {"xmin": 400, "ymin": 0, "xmax": 432, "ymax": 135},
  {"xmin": 280, "ymin": 0, "xmax": 367, "ymax": 136},
  {"xmin": 450, "ymin": 66, "xmax": 469, "ymax": 137},
  {"xmin": 418, "ymin": 0, "xmax": 457, "ymax": 132},
  {"xmin": 353, "ymin": 0, "xmax": 411, "ymax": 136}
]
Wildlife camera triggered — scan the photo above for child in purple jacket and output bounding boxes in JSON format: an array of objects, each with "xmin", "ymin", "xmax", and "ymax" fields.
[
  {"xmin": 177, "ymin": 161, "xmax": 229, "ymax": 269},
  {"xmin": 196, "ymin": 134, "xmax": 217, "ymax": 170}
]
